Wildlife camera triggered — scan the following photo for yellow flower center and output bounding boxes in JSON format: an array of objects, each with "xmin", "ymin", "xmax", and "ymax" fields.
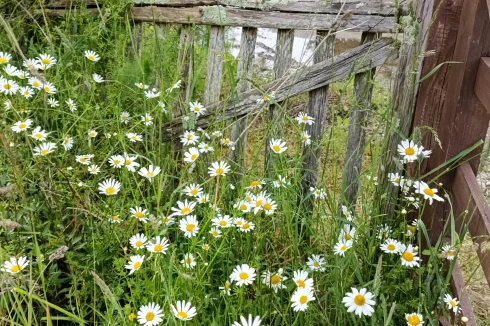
[
  {"xmin": 270, "ymin": 274, "xmax": 280, "ymax": 285},
  {"xmin": 299, "ymin": 295, "xmax": 308, "ymax": 304},
  {"xmin": 272, "ymin": 145, "xmax": 281, "ymax": 152},
  {"xmin": 135, "ymin": 241, "xmax": 143, "ymax": 247},
  {"xmin": 154, "ymin": 244, "xmax": 163, "ymax": 252},
  {"xmin": 0, "ymin": 57, "xmax": 7, "ymax": 63},
  {"xmin": 41, "ymin": 58, "xmax": 51, "ymax": 64},
  {"xmin": 185, "ymin": 257, "xmax": 192, "ymax": 264},
  {"xmin": 447, "ymin": 250, "xmax": 454, "ymax": 256},
  {"xmin": 219, "ymin": 220, "xmax": 227, "ymax": 226},
  {"xmin": 302, "ymin": 116, "xmax": 308, "ymax": 121},
  {"xmin": 106, "ymin": 187, "xmax": 115, "ymax": 194},
  {"xmin": 181, "ymin": 207, "xmax": 190, "ymax": 214},
  {"xmin": 133, "ymin": 262, "xmax": 141, "ymax": 269},
  {"xmin": 186, "ymin": 224, "xmax": 195, "ymax": 232},
  {"xmin": 145, "ymin": 117, "xmax": 150, "ymax": 122},
  {"xmin": 263, "ymin": 203, "xmax": 272, "ymax": 211},
  {"xmin": 4, "ymin": 83, "xmax": 11, "ymax": 90},
  {"xmin": 87, "ymin": 55, "xmax": 95, "ymax": 61},
  {"xmin": 394, "ymin": 177, "xmax": 400, "ymax": 183},
  {"xmin": 18, "ymin": 123, "xmax": 26, "ymax": 129},
  {"xmin": 212, "ymin": 231, "xmax": 219, "ymax": 237},
  {"xmin": 177, "ymin": 311, "xmax": 188, "ymax": 319},
  {"xmin": 408, "ymin": 226, "xmax": 416, "ymax": 234},
  {"xmin": 190, "ymin": 189, "xmax": 198, "ymax": 195},
  {"xmin": 145, "ymin": 312, "xmax": 154, "ymax": 321},
  {"xmin": 215, "ymin": 168, "xmax": 224, "ymax": 175},
  {"xmin": 387, "ymin": 244, "xmax": 396, "ymax": 251},
  {"xmin": 423, "ymin": 188, "xmax": 434, "ymax": 197},
  {"xmin": 255, "ymin": 200, "xmax": 263, "ymax": 207},
  {"xmin": 147, "ymin": 172, "xmax": 154, "ymax": 177},
  {"xmin": 128, "ymin": 313, "xmax": 136, "ymax": 321},
  {"xmin": 194, "ymin": 106, "xmax": 200, "ymax": 111},
  {"xmin": 190, "ymin": 154, "xmax": 198, "ymax": 160},
  {"xmin": 125, "ymin": 159, "xmax": 131, "ymax": 165},
  {"xmin": 263, "ymin": 95, "xmax": 269, "ymax": 101},
  {"xmin": 313, "ymin": 261, "xmax": 319, "ymax": 267},
  {"xmin": 297, "ymin": 280, "xmax": 306, "ymax": 288},
  {"xmin": 344, "ymin": 233, "xmax": 352, "ymax": 241},
  {"xmin": 407, "ymin": 315, "xmax": 421, "ymax": 326},
  {"xmin": 405, "ymin": 147, "xmax": 415, "ymax": 155},
  {"xmin": 44, "ymin": 86, "xmax": 50, "ymax": 92},
  {"xmin": 80, "ymin": 158, "xmax": 86, "ymax": 162},
  {"xmin": 341, "ymin": 245, "xmax": 347, "ymax": 251},
  {"xmin": 239, "ymin": 204, "xmax": 247, "ymax": 211},
  {"xmin": 186, "ymin": 134, "xmax": 192, "ymax": 140},
  {"xmin": 239, "ymin": 272, "xmax": 249, "ymax": 280},
  {"xmin": 33, "ymin": 81, "xmax": 39, "ymax": 87},
  {"xmin": 449, "ymin": 300, "xmax": 457, "ymax": 307},
  {"xmin": 10, "ymin": 264, "xmax": 21, "ymax": 273},
  {"xmin": 135, "ymin": 212, "xmax": 143, "ymax": 218},
  {"xmin": 113, "ymin": 160, "xmax": 120, "ymax": 165},
  {"xmin": 224, "ymin": 283, "xmax": 230, "ymax": 289},
  {"xmin": 34, "ymin": 133, "xmax": 43, "ymax": 139},
  {"xmin": 354, "ymin": 294, "xmax": 365, "ymax": 306},
  {"xmin": 242, "ymin": 223, "xmax": 250, "ymax": 229},
  {"xmin": 403, "ymin": 251, "xmax": 414, "ymax": 262},
  {"xmin": 41, "ymin": 149, "xmax": 49, "ymax": 155},
  {"xmin": 112, "ymin": 216, "xmax": 119, "ymax": 220},
  {"xmin": 250, "ymin": 180, "xmax": 260, "ymax": 187}
]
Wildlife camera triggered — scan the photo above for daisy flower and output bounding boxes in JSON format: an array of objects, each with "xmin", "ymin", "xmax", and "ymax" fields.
[
  {"xmin": 341, "ymin": 205, "xmax": 354, "ymax": 221},
  {"xmin": 230, "ymin": 264, "xmax": 256, "ymax": 286},
  {"xmin": 179, "ymin": 215, "xmax": 199, "ymax": 237},
  {"xmin": 376, "ymin": 224, "xmax": 392, "ymax": 240},
  {"xmin": 42, "ymin": 82, "xmax": 56, "ymax": 94},
  {"xmin": 19, "ymin": 86, "xmax": 34, "ymax": 99},
  {"xmin": 84, "ymin": 50, "xmax": 100, "ymax": 62},
  {"xmin": 292, "ymin": 270, "xmax": 314, "ymax": 290},
  {"xmin": 3, "ymin": 64, "xmax": 18, "ymax": 76},
  {"xmin": 130, "ymin": 207, "xmax": 148, "ymax": 223},
  {"xmin": 144, "ymin": 88, "xmax": 160, "ymax": 99},
  {"xmin": 135, "ymin": 82, "xmax": 149, "ymax": 89},
  {"xmin": 414, "ymin": 180, "xmax": 444, "ymax": 204},
  {"xmin": 301, "ymin": 131, "xmax": 311, "ymax": 145},
  {"xmin": 137, "ymin": 302, "xmax": 164, "ymax": 326},
  {"xmin": 257, "ymin": 93, "xmax": 274, "ymax": 104},
  {"xmin": 212, "ymin": 214, "xmax": 233, "ymax": 228},
  {"xmin": 398, "ymin": 139, "xmax": 421, "ymax": 163},
  {"xmin": 1, "ymin": 256, "xmax": 29, "ymax": 274},
  {"xmin": 30, "ymin": 126, "xmax": 49, "ymax": 141},
  {"xmin": 75, "ymin": 154, "xmax": 94, "ymax": 165},
  {"xmin": 141, "ymin": 113, "xmax": 153, "ymax": 126},
  {"xmin": 127, "ymin": 132, "xmax": 143, "ymax": 142},
  {"xmin": 66, "ymin": 98, "xmax": 77, "ymax": 111},
  {"xmin": 233, "ymin": 315, "xmax": 262, "ymax": 326},
  {"xmin": 183, "ymin": 183, "xmax": 202, "ymax": 197},
  {"xmin": 272, "ymin": 175, "xmax": 290, "ymax": 188},
  {"xmin": 269, "ymin": 138, "xmax": 287, "ymax": 154},
  {"xmin": 16, "ymin": 70, "xmax": 29, "ymax": 79},
  {"xmin": 189, "ymin": 101, "xmax": 206, "ymax": 116},
  {"xmin": 343, "ymin": 288, "xmax": 376, "ymax": 317},
  {"xmin": 109, "ymin": 215, "xmax": 121, "ymax": 223},
  {"xmin": 405, "ymin": 313, "xmax": 424, "ymax": 326},
  {"xmin": 261, "ymin": 268, "xmax": 287, "ymax": 293},
  {"xmin": 166, "ymin": 80, "xmax": 181, "ymax": 92},
  {"xmin": 310, "ymin": 187, "xmax": 326, "ymax": 200},
  {"xmin": 444, "ymin": 294, "xmax": 460, "ymax": 314},
  {"xmin": 235, "ymin": 200, "xmax": 251, "ymax": 213},
  {"xmin": 208, "ymin": 161, "xmax": 231, "ymax": 177},
  {"xmin": 400, "ymin": 244, "xmax": 420, "ymax": 268},
  {"xmin": 339, "ymin": 225, "xmax": 356, "ymax": 242},
  {"xmin": 146, "ymin": 236, "xmax": 170, "ymax": 254},
  {"xmin": 334, "ymin": 240, "xmax": 352, "ymax": 256},
  {"xmin": 88, "ymin": 129, "xmax": 98, "ymax": 138},
  {"xmin": 130, "ymin": 233, "xmax": 148, "ymax": 250},
  {"xmin": 196, "ymin": 193, "xmax": 209, "ymax": 204},
  {"xmin": 138, "ymin": 165, "xmax": 161, "ymax": 182},
  {"xmin": 33, "ymin": 142, "xmax": 56, "ymax": 156},
  {"xmin": 237, "ymin": 219, "xmax": 255, "ymax": 233},
  {"xmin": 388, "ymin": 172, "xmax": 404, "ymax": 187},
  {"xmin": 98, "ymin": 178, "xmax": 121, "ymax": 196},
  {"xmin": 219, "ymin": 280, "xmax": 232, "ymax": 295},
  {"xmin": 0, "ymin": 52, "xmax": 12, "ymax": 64},
  {"xmin": 109, "ymin": 155, "xmax": 125, "ymax": 168},
  {"xmin": 122, "ymin": 153, "xmax": 140, "ymax": 172},
  {"xmin": 92, "ymin": 73, "xmax": 104, "ymax": 83},
  {"xmin": 198, "ymin": 142, "xmax": 213, "ymax": 153},
  {"xmin": 441, "ymin": 245, "xmax": 457, "ymax": 261},
  {"xmin": 181, "ymin": 253, "xmax": 196, "ymax": 269},
  {"xmin": 220, "ymin": 138, "xmax": 235, "ymax": 148},
  {"xmin": 380, "ymin": 239, "xmax": 402, "ymax": 254},
  {"xmin": 28, "ymin": 76, "xmax": 42, "ymax": 89},
  {"xmin": 246, "ymin": 179, "xmax": 265, "ymax": 190},
  {"xmin": 295, "ymin": 112, "xmax": 315, "ymax": 125},
  {"xmin": 120, "ymin": 111, "xmax": 130, "ymax": 124},
  {"xmin": 23, "ymin": 59, "xmax": 39, "ymax": 70},
  {"xmin": 37, "ymin": 54, "xmax": 57, "ymax": 68},
  {"xmin": 183, "ymin": 147, "xmax": 200, "ymax": 163},
  {"xmin": 306, "ymin": 254, "xmax": 326, "ymax": 272},
  {"xmin": 170, "ymin": 199, "xmax": 196, "ymax": 217},
  {"xmin": 0, "ymin": 78, "xmax": 19, "ymax": 95},
  {"xmin": 210, "ymin": 227, "xmax": 222, "ymax": 238},
  {"xmin": 88, "ymin": 164, "xmax": 100, "ymax": 175},
  {"xmin": 291, "ymin": 288, "xmax": 316, "ymax": 312},
  {"xmin": 47, "ymin": 98, "xmax": 59, "ymax": 107},
  {"xmin": 262, "ymin": 198, "xmax": 277, "ymax": 215},
  {"xmin": 125, "ymin": 255, "xmax": 144, "ymax": 275},
  {"xmin": 171, "ymin": 300, "xmax": 197, "ymax": 321},
  {"xmin": 159, "ymin": 215, "xmax": 175, "ymax": 227},
  {"xmin": 406, "ymin": 220, "xmax": 419, "ymax": 236},
  {"xmin": 180, "ymin": 130, "xmax": 199, "ymax": 146}
]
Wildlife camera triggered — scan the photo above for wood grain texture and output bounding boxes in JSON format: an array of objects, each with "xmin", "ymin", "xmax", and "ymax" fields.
[
  {"xmin": 475, "ymin": 57, "xmax": 490, "ymax": 115},
  {"xmin": 300, "ymin": 31, "xmax": 335, "ymax": 212},
  {"xmin": 130, "ymin": 6, "xmax": 397, "ymax": 32},
  {"xmin": 452, "ymin": 163, "xmax": 490, "ymax": 288},
  {"xmin": 204, "ymin": 26, "xmax": 225, "ymax": 105},
  {"xmin": 264, "ymin": 29, "xmax": 294, "ymax": 177},
  {"xmin": 229, "ymin": 27, "xmax": 257, "ymax": 180},
  {"xmin": 161, "ymin": 38, "xmax": 396, "ymax": 141},
  {"xmin": 340, "ymin": 32, "xmax": 377, "ymax": 207}
]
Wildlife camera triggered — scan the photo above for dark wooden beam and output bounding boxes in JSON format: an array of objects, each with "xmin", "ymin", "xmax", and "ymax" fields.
[{"xmin": 475, "ymin": 57, "xmax": 490, "ymax": 114}]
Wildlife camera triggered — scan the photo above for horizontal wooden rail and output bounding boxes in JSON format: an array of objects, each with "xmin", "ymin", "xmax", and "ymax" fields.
[
  {"xmin": 161, "ymin": 37, "xmax": 396, "ymax": 141},
  {"xmin": 475, "ymin": 57, "xmax": 490, "ymax": 115},
  {"xmin": 47, "ymin": 0, "xmax": 409, "ymax": 16},
  {"xmin": 452, "ymin": 162, "xmax": 490, "ymax": 287}
]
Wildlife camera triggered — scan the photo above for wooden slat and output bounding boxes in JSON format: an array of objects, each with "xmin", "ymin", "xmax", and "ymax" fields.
[
  {"xmin": 130, "ymin": 6, "xmax": 398, "ymax": 32},
  {"xmin": 300, "ymin": 31, "xmax": 335, "ymax": 212},
  {"xmin": 131, "ymin": 0, "xmax": 409, "ymax": 16},
  {"xmin": 161, "ymin": 38, "xmax": 396, "ymax": 141},
  {"xmin": 474, "ymin": 57, "xmax": 490, "ymax": 114},
  {"xmin": 452, "ymin": 163, "xmax": 490, "ymax": 287},
  {"xmin": 340, "ymin": 32, "xmax": 377, "ymax": 207},
  {"xmin": 204, "ymin": 26, "xmax": 225, "ymax": 105},
  {"xmin": 264, "ymin": 29, "xmax": 294, "ymax": 177},
  {"xmin": 178, "ymin": 25, "xmax": 194, "ymax": 105},
  {"xmin": 229, "ymin": 27, "xmax": 257, "ymax": 181}
]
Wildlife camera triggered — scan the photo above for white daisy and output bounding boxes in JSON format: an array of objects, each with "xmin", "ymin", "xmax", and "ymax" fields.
[
  {"xmin": 295, "ymin": 112, "xmax": 314, "ymax": 125},
  {"xmin": 123, "ymin": 153, "xmax": 140, "ymax": 172},
  {"xmin": 398, "ymin": 139, "xmax": 422, "ymax": 163},
  {"xmin": 400, "ymin": 244, "xmax": 420, "ymax": 268},
  {"xmin": 130, "ymin": 207, "xmax": 148, "ymax": 223},
  {"xmin": 62, "ymin": 138, "xmax": 73, "ymax": 151},
  {"xmin": 170, "ymin": 199, "xmax": 196, "ymax": 217},
  {"xmin": 334, "ymin": 240, "xmax": 352, "ymax": 256},
  {"xmin": 88, "ymin": 129, "xmax": 98, "ymax": 138},
  {"xmin": 125, "ymin": 255, "xmax": 144, "ymax": 275},
  {"xmin": 137, "ymin": 302, "xmax": 164, "ymax": 326},
  {"xmin": 66, "ymin": 98, "xmax": 77, "ymax": 112},
  {"xmin": 33, "ymin": 142, "xmax": 56, "ymax": 156},
  {"xmin": 19, "ymin": 86, "xmax": 34, "ymax": 99},
  {"xmin": 88, "ymin": 164, "xmax": 100, "ymax": 175},
  {"xmin": 84, "ymin": 50, "xmax": 100, "ymax": 62},
  {"xmin": 129, "ymin": 233, "xmax": 148, "ymax": 250},
  {"xmin": 42, "ymin": 82, "xmax": 56, "ymax": 94},
  {"xmin": 181, "ymin": 253, "xmax": 196, "ymax": 269},
  {"xmin": 0, "ymin": 78, "xmax": 19, "ymax": 95},
  {"xmin": 198, "ymin": 142, "xmax": 213, "ymax": 153},
  {"xmin": 310, "ymin": 187, "xmax": 326, "ymax": 200},
  {"xmin": 232, "ymin": 314, "xmax": 262, "ymax": 326},
  {"xmin": 166, "ymin": 80, "xmax": 181, "ymax": 92},
  {"xmin": 189, "ymin": 101, "xmax": 206, "ymax": 116},
  {"xmin": 144, "ymin": 88, "xmax": 160, "ymax": 99},
  {"xmin": 380, "ymin": 239, "xmax": 402, "ymax": 254},
  {"xmin": 127, "ymin": 132, "xmax": 143, "ymax": 142},
  {"xmin": 441, "ymin": 245, "xmax": 457, "ymax": 261},
  {"xmin": 444, "ymin": 294, "xmax": 460, "ymax": 314},
  {"xmin": 141, "ymin": 113, "xmax": 153, "ymax": 126},
  {"xmin": 306, "ymin": 254, "xmax": 326, "ymax": 272},
  {"xmin": 183, "ymin": 183, "xmax": 202, "ymax": 197},
  {"xmin": 180, "ymin": 130, "xmax": 199, "ymax": 146},
  {"xmin": 11, "ymin": 119, "xmax": 32, "ymax": 133},
  {"xmin": 0, "ymin": 52, "xmax": 12, "ymax": 64},
  {"xmin": 37, "ymin": 54, "xmax": 57, "ymax": 68},
  {"xmin": 75, "ymin": 154, "xmax": 94, "ymax": 165},
  {"xmin": 1, "ymin": 256, "xmax": 29, "ymax": 274},
  {"xmin": 208, "ymin": 161, "xmax": 231, "ymax": 177},
  {"xmin": 261, "ymin": 268, "xmax": 287, "ymax": 293},
  {"xmin": 338, "ymin": 225, "xmax": 356, "ymax": 242},
  {"xmin": 109, "ymin": 155, "xmax": 125, "ymax": 168},
  {"xmin": 219, "ymin": 280, "xmax": 232, "ymax": 295},
  {"xmin": 269, "ymin": 138, "xmax": 287, "ymax": 154},
  {"xmin": 28, "ymin": 76, "xmax": 42, "ymax": 89},
  {"xmin": 301, "ymin": 131, "xmax": 311, "ymax": 145},
  {"xmin": 237, "ymin": 219, "xmax": 255, "ymax": 233},
  {"xmin": 120, "ymin": 111, "xmax": 130, "ymax": 124},
  {"xmin": 171, "ymin": 300, "xmax": 197, "ymax": 321},
  {"xmin": 292, "ymin": 270, "xmax": 314, "ymax": 290},
  {"xmin": 92, "ymin": 73, "xmax": 104, "ymax": 83},
  {"xmin": 212, "ymin": 214, "xmax": 233, "ymax": 228},
  {"xmin": 291, "ymin": 288, "xmax": 316, "ymax": 312},
  {"xmin": 98, "ymin": 178, "xmax": 121, "ymax": 196},
  {"xmin": 109, "ymin": 215, "xmax": 122, "ymax": 223},
  {"xmin": 30, "ymin": 126, "xmax": 49, "ymax": 141},
  {"xmin": 230, "ymin": 264, "xmax": 256, "ymax": 286},
  {"xmin": 342, "ymin": 287, "xmax": 376, "ymax": 317},
  {"xmin": 405, "ymin": 313, "xmax": 424, "ymax": 326},
  {"xmin": 196, "ymin": 193, "xmax": 209, "ymax": 204},
  {"xmin": 183, "ymin": 147, "xmax": 200, "ymax": 163},
  {"xmin": 209, "ymin": 227, "xmax": 222, "ymax": 238},
  {"xmin": 138, "ymin": 165, "xmax": 161, "ymax": 182},
  {"xmin": 146, "ymin": 236, "xmax": 170, "ymax": 254},
  {"xmin": 414, "ymin": 180, "xmax": 444, "ymax": 204},
  {"xmin": 179, "ymin": 215, "xmax": 199, "ymax": 238}
]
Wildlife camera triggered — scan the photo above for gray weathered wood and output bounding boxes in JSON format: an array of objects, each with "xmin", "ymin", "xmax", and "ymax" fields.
[
  {"xmin": 132, "ymin": 22, "xmax": 143, "ymax": 58},
  {"xmin": 229, "ymin": 27, "xmax": 257, "ymax": 180},
  {"xmin": 204, "ymin": 26, "xmax": 225, "ymax": 105},
  {"xmin": 162, "ymin": 38, "xmax": 396, "ymax": 141},
  {"xmin": 178, "ymin": 24, "xmax": 194, "ymax": 105},
  {"xmin": 340, "ymin": 32, "xmax": 378, "ymax": 207},
  {"xmin": 300, "ymin": 31, "xmax": 335, "ymax": 212},
  {"xmin": 130, "ymin": 6, "xmax": 398, "ymax": 32},
  {"xmin": 264, "ymin": 29, "xmax": 294, "ymax": 177}
]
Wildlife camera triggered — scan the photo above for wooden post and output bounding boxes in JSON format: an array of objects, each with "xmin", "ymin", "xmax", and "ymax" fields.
[
  {"xmin": 133, "ymin": 22, "xmax": 143, "ymax": 57},
  {"xmin": 339, "ymin": 32, "xmax": 378, "ymax": 208},
  {"xmin": 204, "ymin": 26, "xmax": 225, "ymax": 105},
  {"xmin": 300, "ymin": 31, "xmax": 335, "ymax": 212},
  {"xmin": 230, "ymin": 27, "xmax": 258, "ymax": 182},
  {"xmin": 264, "ymin": 29, "xmax": 294, "ymax": 177},
  {"xmin": 178, "ymin": 24, "xmax": 194, "ymax": 105}
]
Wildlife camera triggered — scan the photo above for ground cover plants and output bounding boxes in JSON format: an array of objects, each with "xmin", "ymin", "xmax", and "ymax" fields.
[{"xmin": 0, "ymin": 1, "xmax": 477, "ymax": 325}]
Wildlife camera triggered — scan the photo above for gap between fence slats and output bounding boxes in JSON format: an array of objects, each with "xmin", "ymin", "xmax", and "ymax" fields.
[
  {"xmin": 340, "ymin": 32, "xmax": 378, "ymax": 208},
  {"xmin": 229, "ymin": 27, "xmax": 257, "ymax": 182},
  {"xmin": 452, "ymin": 163, "xmax": 490, "ymax": 288},
  {"xmin": 161, "ymin": 38, "xmax": 396, "ymax": 141},
  {"xmin": 264, "ymin": 29, "xmax": 294, "ymax": 177},
  {"xmin": 300, "ymin": 31, "xmax": 335, "ymax": 212},
  {"xmin": 474, "ymin": 57, "xmax": 490, "ymax": 114}
]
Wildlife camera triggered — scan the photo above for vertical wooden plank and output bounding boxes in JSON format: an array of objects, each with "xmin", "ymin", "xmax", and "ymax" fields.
[
  {"xmin": 411, "ymin": 0, "xmax": 490, "ymax": 245},
  {"xmin": 204, "ymin": 26, "xmax": 225, "ymax": 105},
  {"xmin": 178, "ymin": 24, "xmax": 194, "ymax": 105},
  {"xmin": 264, "ymin": 29, "xmax": 294, "ymax": 177},
  {"xmin": 133, "ymin": 22, "xmax": 143, "ymax": 57},
  {"xmin": 376, "ymin": 0, "xmax": 437, "ymax": 217},
  {"xmin": 300, "ymin": 31, "xmax": 335, "ymax": 211},
  {"xmin": 229, "ymin": 27, "xmax": 258, "ymax": 181},
  {"xmin": 339, "ymin": 32, "xmax": 377, "ymax": 207}
]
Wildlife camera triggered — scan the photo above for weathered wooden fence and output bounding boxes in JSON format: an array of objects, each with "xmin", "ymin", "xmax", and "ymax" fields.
[{"xmin": 44, "ymin": 0, "xmax": 490, "ymax": 324}]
